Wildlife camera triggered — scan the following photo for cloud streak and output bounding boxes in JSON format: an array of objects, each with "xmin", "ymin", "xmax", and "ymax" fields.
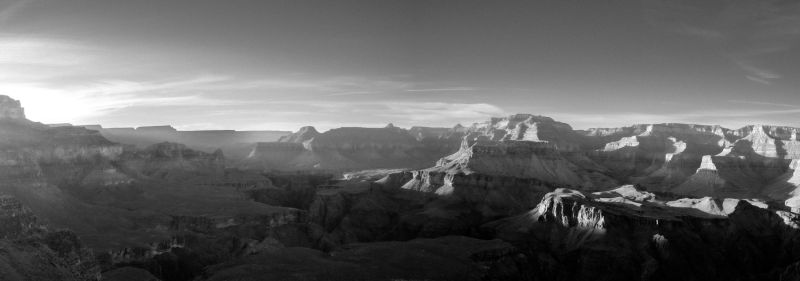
[
  {"xmin": 644, "ymin": 0, "xmax": 800, "ymax": 85},
  {"xmin": 405, "ymin": 87, "xmax": 477, "ymax": 92},
  {"xmin": 0, "ymin": 36, "xmax": 95, "ymax": 67},
  {"xmin": 728, "ymin": 99, "xmax": 799, "ymax": 108}
]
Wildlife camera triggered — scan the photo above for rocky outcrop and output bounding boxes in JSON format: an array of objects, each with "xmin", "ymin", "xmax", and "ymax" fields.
[
  {"xmin": 732, "ymin": 125, "xmax": 800, "ymax": 158},
  {"xmin": 277, "ymin": 126, "xmax": 319, "ymax": 143},
  {"xmin": 238, "ymin": 115, "xmax": 800, "ymax": 204},
  {"xmin": 461, "ymin": 114, "xmax": 586, "ymax": 151},
  {"xmin": 0, "ymin": 95, "xmax": 26, "ymax": 121},
  {"xmin": 484, "ymin": 187, "xmax": 800, "ymax": 281},
  {"xmin": 672, "ymin": 155, "xmax": 728, "ymax": 197},
  {"xmin": 404, "ymin": 140, "xmax": 617, "ymax": 193}
]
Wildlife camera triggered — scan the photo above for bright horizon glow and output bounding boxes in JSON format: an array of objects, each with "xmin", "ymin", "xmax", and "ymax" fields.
[{"xmin": 2, "ymin": 0, "xmax": 799, "ymax": 131}]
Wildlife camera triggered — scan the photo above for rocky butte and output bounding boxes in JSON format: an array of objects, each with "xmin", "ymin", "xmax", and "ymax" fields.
[
  {"xmin": 2, "ymin": 95, "xmax": 800, "ymax": 281},
  {"xmin": 0, "ymin": 95, "xmax": 26, "ymax": 120}
]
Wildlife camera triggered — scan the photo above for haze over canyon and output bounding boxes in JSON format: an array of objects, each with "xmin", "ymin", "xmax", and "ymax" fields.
[{"xmin": 0, "ymin": 95, "xmax": 799, "ymax": 280}]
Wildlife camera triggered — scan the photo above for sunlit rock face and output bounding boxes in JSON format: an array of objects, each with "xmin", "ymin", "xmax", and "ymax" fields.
[
  {"xmin": 664, "ymin": 125, "xmax": 799, "ymax": 200},
  {"xmin": 581, "ymin": 123, "xmax": 730, "ymax": 191},
  {"xmin": 732, "ymin": 125, "xmax": 800, "ymax": 158},
  {"xmin": 278, "ymin": 126, "xmax": 319, "ymax": 143},
  {"xmin": 391, "ymin": 117, "xmax": 800, "ymax": 214},
  {"xmin": 483, "ymin": 186, "xmax": 800, "ymax": 281},
  {"xmin": 462, "ymin": 114, "xmax": 587, "ymax": 151},
  {"xmin": 401, "ymin": 140, "xmax": 617, "ymax": 198}
]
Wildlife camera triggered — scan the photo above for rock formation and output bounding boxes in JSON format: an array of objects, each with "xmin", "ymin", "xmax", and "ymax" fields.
[
  {"xmin": 5, "ymin": 93, "xmax": 800, "ymax": 281},
  {"xmin": 277, "ymin": 126, "xmax": 319, "ymax": 143},
  {"xmin": 0, "ymin": 95, "xmax": 26, "ymax": 120},
  {"xmin": 484, "ymin": 187, "xmax": 800, "ymax": 280},
  {"xmin": 244, "ymin": 125, "xmax": 458, "ymax": 171}
]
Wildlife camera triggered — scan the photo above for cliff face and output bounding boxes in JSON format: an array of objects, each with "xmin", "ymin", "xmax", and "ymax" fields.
[
  {"xmin": 118, "ymin": 142, "xmax": 225, "ymax": 182},
  {"xmin": 232, "ymin": 113, "xmax": 800, "ymax": 216},
  {"xmin": 666, "ymin": 125, "xmax": 797, "ymax": 200},
  {"xmin": 400, "ymin": 140, "xmax": 617, "ymax": 203},
  {"xmin": 765, "ymin": 159, "xmax": 800, "ymax": 211},
  {"xmin": 0, "ymin": 95, "xmax": 26, "ymax": 120},
  {"xmin": 244, "ymin": 125, "xmax": 458, "ymax": 171},
  {"xmin": 462, "ymin": 114, "xmax": 586, "ymax": 151},
  {"xmin": 484, "ymin": 187, "xmax": 800, "ymax": 281},
  {"xmin": 278, "ymin": 126, "xmax": 319, "ymax": 143},
  {"xmin": 356, "ymin": 115, "xmax": 800, "ymax": 212}
]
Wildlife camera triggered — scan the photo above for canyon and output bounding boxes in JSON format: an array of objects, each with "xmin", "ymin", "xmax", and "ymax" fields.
[{"xmin": 2, "ymin": 95, "xmax": 800, "ymax": 280}]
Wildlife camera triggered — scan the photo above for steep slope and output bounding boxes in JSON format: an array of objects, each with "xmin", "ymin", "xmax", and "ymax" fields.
[
  {"xmin": 0, "ymin": 193, "xmax": 100, "ymax": 281},
  {"xmin": 0, "ymin": 96, "xmax": 307, "ymax": 281},
  {"xmin": 670, "ymin": 125, "xmax": 796, "ymax": 199},
  {"xmin": 584, "ymin": 123, "xmax": 729, "ymax": 190},
  {"xmin": 402, "ymin": 140, "xmax": 617, "ymax": 197},
  {"xmin": 765, "ymin": 159, "xmax": 800, "ymax": 211},
  {"xmin": 277, "ymin": 126, "xmax": 319, "ymax": 143},
  {"xmin": 484, "ymin": 187, "xmax": 800, "ymax": 281},
  {"xmin": 462, "ymin": 114, "xmax": 587, "ymax": 151}
]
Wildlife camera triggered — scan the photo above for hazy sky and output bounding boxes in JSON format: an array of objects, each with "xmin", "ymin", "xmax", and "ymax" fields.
[{"xmin": 1, "ymin": 0, "xmax": 799, "ymax": 131}]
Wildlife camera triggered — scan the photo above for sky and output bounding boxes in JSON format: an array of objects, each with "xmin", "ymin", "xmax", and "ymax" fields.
[{"xmin": 1, "ymin": 0, "xmax": 799, "ymax": 131}]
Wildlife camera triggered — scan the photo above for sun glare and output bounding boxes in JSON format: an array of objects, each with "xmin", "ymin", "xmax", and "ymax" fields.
[{"xmin": 2, "ymin": 84, "xmax": 90, "ymax": 124}]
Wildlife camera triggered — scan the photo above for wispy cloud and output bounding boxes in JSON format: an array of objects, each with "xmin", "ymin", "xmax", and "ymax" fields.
[
  {"xmin": 728, "ymin": 99, "xmax": 799, "ymax": 108},
  {"xmin": 0, "ymin": 29, "xmax": 490, "ymax": 130},
  {"xmin": 405, "ymin": 87, "xmax": 477, "ymax": 92},
  {"xmin": 0, "ymin": 36, "xmax": 95, "ymax": 67},
  {"xmin": 67, "ymin": 75, "xmax": 231, "ymax": 96},
  {"xmin": 644, "ymin": 0, "xmax": 800, "ymax": 85},
  {"xmin": 326, "ymin": 91, "xmax": 380, "ymax": 97},
  {"xmin": 736, "ymin": 60, "xmax": 783, "ymax": 85},
  {"xmin": 2, "ymin": 77, "xmax": 251, "ymax": 123},
  {"xmin": 379, "ymin": 102, "xmax": 504, "ymax": 121}
]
